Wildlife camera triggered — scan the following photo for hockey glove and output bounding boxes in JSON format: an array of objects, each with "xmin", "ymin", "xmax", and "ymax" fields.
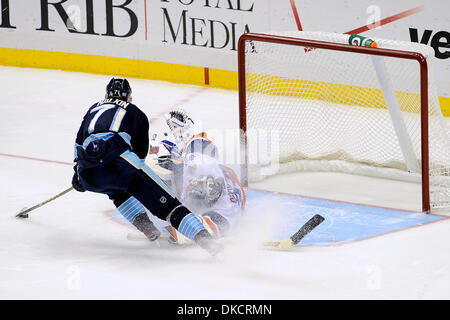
[
  {"xmin": 72, "ymin": 165, "xmax": 86, "ymax": 192},
  {"xmin": 165, "ymin": 108, "xmax": 197, "ymax": 146}
]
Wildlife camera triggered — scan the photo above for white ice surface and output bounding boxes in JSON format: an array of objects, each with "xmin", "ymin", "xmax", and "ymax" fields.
[{"xmin": 1, "ymin": 66, "xmax": 450, "ymax": 300}]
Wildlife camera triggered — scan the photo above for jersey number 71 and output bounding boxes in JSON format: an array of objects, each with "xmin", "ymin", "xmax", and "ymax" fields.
[{"xmin": 88, "ymin": 104, "xmax": 127, "ymax": 133}]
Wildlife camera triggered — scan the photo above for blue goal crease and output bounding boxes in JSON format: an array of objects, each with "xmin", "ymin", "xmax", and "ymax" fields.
[{"xmin": 242, "ymin": 188, "xmax": 447, "ymax": 246}]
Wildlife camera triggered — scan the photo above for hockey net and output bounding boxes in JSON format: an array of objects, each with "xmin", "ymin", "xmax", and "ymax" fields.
[{"xmin": 238, "ymin": 31, "xmax": 450, "ymax": 212}]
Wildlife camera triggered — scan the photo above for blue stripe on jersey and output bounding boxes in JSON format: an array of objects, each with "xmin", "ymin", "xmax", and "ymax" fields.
[
  {"xmin": 118, "ymin": 132, "xmax": 131, "ymax": 146},
  {"xmin": 75, "ymin": 132, "xmax": 132, "ymax": 158},
  {"xmin": 118, "ymin": 196, "xmax": 145, "ymax": 223},
  {"xmin": 120, "ymin": 150, "xmax": 176, "ymax": 198},
  {"xmin": 178, "ymin": 213, "xmax": 205, "ymax": 240},
  {"xmin": 82, "ymin": 132, "xmax": 115, "ymax": 149}
]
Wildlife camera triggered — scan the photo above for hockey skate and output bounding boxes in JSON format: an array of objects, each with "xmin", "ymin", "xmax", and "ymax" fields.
[
  {"xmin": 132, "ymin": 213, "xmax": 161, "ymax": 242},
  {"xmin": 193, "ymin": 229, "xmax": 224, "ymax": 256}
]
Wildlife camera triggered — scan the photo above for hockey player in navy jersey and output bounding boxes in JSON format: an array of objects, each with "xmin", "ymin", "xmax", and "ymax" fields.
[{"xmin": 71, "ymin": 78, "xmax": 223, "ymax": 256}]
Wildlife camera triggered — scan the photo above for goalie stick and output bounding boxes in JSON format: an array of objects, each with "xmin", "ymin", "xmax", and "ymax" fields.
[
  {"xmin": 262, "ymin": 214, "xmax": 325, "ymax": 250},
  {"xmin": 127, "ymin": 214, "xmax": 325, "ymax": 251}
]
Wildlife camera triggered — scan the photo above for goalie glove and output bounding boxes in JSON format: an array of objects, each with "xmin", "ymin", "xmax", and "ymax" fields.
[
  {"xmin": 165, "ymin": 108, "xmax": 197, "ymax": 148},
  {"xmin": 166, "ymin": 109, "xmax": 190, "ymax": 128}
]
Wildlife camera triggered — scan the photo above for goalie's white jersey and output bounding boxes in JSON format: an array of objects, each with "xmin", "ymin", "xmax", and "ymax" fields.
[
  {"xmin": 179, "ymin": 149, "xmax": 246, "ymax": 231},
  {"xmin": 148, "ymin": 110, "xmax": 246, "ymax": 238}
]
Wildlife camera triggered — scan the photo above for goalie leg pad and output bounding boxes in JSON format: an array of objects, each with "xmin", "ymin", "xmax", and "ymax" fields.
[
  {"xmin": 202, "ymin": 211, "xmax": 230, "ymax": 238},
  {"xmin": 200, "ymin": 215, "xmax": 220, "ymax": 239}
]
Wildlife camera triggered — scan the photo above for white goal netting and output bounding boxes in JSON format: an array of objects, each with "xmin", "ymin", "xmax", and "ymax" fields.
[{"xmin": 242, "ymin": 31, "xmax": 450, "ymax": 209}]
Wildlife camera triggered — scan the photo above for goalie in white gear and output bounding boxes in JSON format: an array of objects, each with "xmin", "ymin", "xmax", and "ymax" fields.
[{"xmin": 148, "ymin": 108, "xmax": 246, "ymax": 242}]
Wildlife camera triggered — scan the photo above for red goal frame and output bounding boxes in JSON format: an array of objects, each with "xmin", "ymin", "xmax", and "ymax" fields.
[{"xmin": 237, "ymin": 33, "xmax": 430, "ymax": 212}]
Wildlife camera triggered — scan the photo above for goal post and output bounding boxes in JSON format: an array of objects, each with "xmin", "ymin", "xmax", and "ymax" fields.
[{"xmin": 237, "ymin": 32, "xmax": 444, "ymax": 213}]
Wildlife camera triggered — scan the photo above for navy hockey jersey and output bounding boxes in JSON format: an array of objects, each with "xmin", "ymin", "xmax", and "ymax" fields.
[{"xmin": 75, "ymin": 98, "xmax": 149, "ymax": 160}]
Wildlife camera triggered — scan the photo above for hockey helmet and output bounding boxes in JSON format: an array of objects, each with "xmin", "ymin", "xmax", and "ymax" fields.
[
  {"xmin": 105, "ymin": 78, "xmax": 132, "ymax": 102},
  {"xmin": 186, "ymin": 175, "xmax": 224, "ymax": 206}
]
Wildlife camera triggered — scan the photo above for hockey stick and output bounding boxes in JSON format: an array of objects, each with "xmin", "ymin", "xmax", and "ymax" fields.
[
  {"xmin": 127, "ymin": 214, "xmax": 325, "ymax": 251},
  {"xmin": 15, "ymin": 187, "xmax": 74, "ymax": 218},
  {"xmin": 262, "ymin": 214, "xmax": 325, "ymax": 250}
]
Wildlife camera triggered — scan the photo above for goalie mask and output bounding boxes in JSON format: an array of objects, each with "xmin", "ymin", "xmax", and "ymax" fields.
[{"xmin": 185, "ymin": 175, "xmax": 224, "ymax": 207}]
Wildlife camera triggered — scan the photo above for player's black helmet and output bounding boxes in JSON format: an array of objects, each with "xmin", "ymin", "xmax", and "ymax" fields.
[{"xmin": 105, "ymin": 78, "xmax": 132, "ymax": 102}]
